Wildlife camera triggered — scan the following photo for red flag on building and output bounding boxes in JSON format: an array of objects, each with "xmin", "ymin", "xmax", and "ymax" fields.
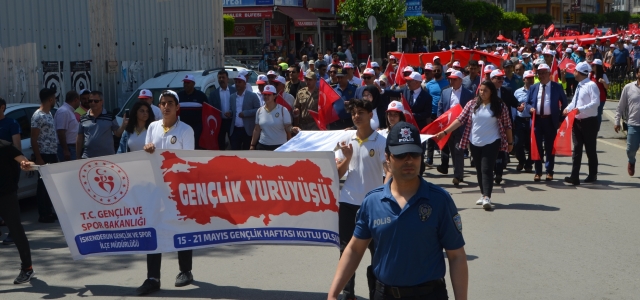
[
  {"xmin": 530, "ymin": 114, "xmax": 540, "ymax": 161},
  {"xmin": 552, "ymin": 110, "xmax": 578, "ymax": 156},
  {"xmin": 522, "ymin": 27, "xmax": 531, "ymax": 40},
  {"xmin": 420, "ymin": 104, "xmax": 463, "ymax": 149},
  {"xmin": 308, "ymin": 110, "xmax": 326, "ymax": 130},
  {"xmin": 318, "ymin": 79, "xmax": 341, "ymax": 126},
  {"xmin": 199, "ymin": 103, "xmax": 221, "ymax": 150},
  {"xmin": 276, "ymin": 93, "xmax": 293, "ymax": 112},
  {"xmin": 544, "ymin": 24, "xmax": 555, "ymax": 37},
  {"xmin": 383, "ymin": 60, "xmax": 396, "ymax": 85},
  {"xmin": 400, "ymin": 93, "xmax": 419, "ymax": 129},
  {"xmin": 394, "ymin": 53, "xmax": 408, "ymax": 86}
]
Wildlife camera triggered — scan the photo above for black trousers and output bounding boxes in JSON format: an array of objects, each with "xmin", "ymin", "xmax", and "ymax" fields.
[
  {"xmin": 146, "ymin": 250, "xmax": 192, "ymax": 279},
  {"xmin": 514, "ymin": 116, "xmax": 532, "ymax": 169},
  {"xmin": 440, "ymin": 129, "xmax": 464, "ymax": 179},
  {"xmin": 373, "ymin": 280, "xmax": 448, "ymax": 300},
  {"xmin": 0, "ymin": 192, "xmax": 32, "ymax": 270},
  {"xmin": 339, "ymin": 202, "xmax": 375, "ymax": 298},
  {"xmin": 230, "ymin": 126, "xmax": 252, "ymax": 150},
  {"xmin": 470, "ymin": 139, "xmax": 500, "ymax": 197},
  {"xmin": 37, "ymin": 153, "xmax": 58, "ymax": 217},
  {"xmin": 565, "ymin": 77, "xmax": 578, "ymax": 97},
  {"xmin": 571, "ymin": 116, "xmax": 599, "ymax": 179},
  {"xmin": 256, "ymin": 143, "xmax": 282, "ymax": 151},
  {"xmin": 218, "ymin": 118, "xmax": 232, "ymax": 150}
]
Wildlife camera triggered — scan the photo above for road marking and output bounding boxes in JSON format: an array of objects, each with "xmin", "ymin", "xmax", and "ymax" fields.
[{"xmin": 598, "ymin": 138, "xmax": 626, "ymax": 150}]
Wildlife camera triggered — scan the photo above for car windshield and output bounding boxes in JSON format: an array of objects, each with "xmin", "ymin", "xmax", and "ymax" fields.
[{"xmin": 117, "ymin": 88, "xmax": 191, "ymax": 118}]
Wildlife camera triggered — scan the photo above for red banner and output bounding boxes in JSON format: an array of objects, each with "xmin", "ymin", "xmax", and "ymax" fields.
[
  {"xmin": 308, "ymin": 110, "xmax": 326, "ymax": 130},
  {"xmin": 199, "ymin": 103, "xmax": 221, "ymax": 150},
  {"xmin": 553, "ymin": 110, "xmax": 578, "ymax": 156},
  {"xmin": 497, "ymin": 34, "xmax": 515, "ymax": 45},
  {"xmin": 389, "ymin": 50, "xmax": 503, "ymax": 70},
  {"xmin": 420, "ymin": 105, "xmax": 463, "ymax": 150}
]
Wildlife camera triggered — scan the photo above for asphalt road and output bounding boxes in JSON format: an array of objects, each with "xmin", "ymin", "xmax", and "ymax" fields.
[{"xmin": 0, "ymin": 101, "xmax": 638, "ymax": 300}]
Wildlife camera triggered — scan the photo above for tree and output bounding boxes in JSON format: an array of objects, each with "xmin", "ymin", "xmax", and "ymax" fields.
[
  {"xmin": 580, "ymin": 13, "xmax": 605, "ymax": 27},
  {"xmin": 422, "ymin": 0, "xmax": 465, "ymax": 14},
  {"xmin": 223, "ymin": 14, "xmax": 235, "ymax": 37},
  {"xmin": 456, "ymin": 1, "xmax": 503, "ymax": 43},
  {"xmin": 604, "ymin": 11, "xmax": 631, "ymax": 28},
  {"xmin": 527, "ymin": 13, "xmax": 554, "ymax": 27},
  {"xmin": 501, "ymin": 11, "xmax": 532, "ymax": 33},
  {"xmin": 406, "ymin": 15, "xmax": 434, "ymax": 39},
  {"xmin": 337, "ymin": 0, "xmax": 406, "ymax": 37},
  {"xmin": 631, "ymin": 14, "xmax": 640, "ymax": 24}
]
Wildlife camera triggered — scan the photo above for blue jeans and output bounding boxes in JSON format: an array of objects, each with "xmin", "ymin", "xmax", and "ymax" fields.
[
  {"xmin": 57, "ymin": 144, "xmax": 77, "ymax": 162},
  {"xmin": 597, "ymin": 101, "xmax": 605, "ymax": 132},
  {"xmin": 628, "ymin": 125, "xmax": 640, "ymax": 164}
]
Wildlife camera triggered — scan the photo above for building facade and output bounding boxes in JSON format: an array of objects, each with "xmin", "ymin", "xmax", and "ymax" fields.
[{"xmin": 516, "ymin": 0, "xmax": 612, "ymax": 24}]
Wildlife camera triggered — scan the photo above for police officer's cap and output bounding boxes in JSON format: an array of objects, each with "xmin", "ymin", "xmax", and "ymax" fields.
[{"xmin": 386, "ymin": 122, "xmax": 423, "ymax": 155}]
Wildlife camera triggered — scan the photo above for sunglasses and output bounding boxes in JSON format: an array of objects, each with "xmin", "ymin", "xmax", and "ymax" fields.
[
  {"xmin": 362, "ymin": 76, "xmax": 372, "ymax": 80},
  {"xmin": 88, "ymin": 100, "xmax": 102, "ymax": 103},
  {"xmin": 392, "ymin": 152, "xmax": 422, "ymax": 160},
  {"xmin": 493, "ymin": 77, "xmax": 505, "ymax": 81},
  {"xmin": 329, "ymin": 71, "xmax": 337, "ymax": 74}
]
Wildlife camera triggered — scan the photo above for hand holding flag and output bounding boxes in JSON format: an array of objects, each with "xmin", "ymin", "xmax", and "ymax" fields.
[
  {"xmin": 553, "ymin": 110, "xmax": 578, "ymax": 156},
  {"xmin": 421, "ymin": 105, "xmax": 463, "ymax": 150}
]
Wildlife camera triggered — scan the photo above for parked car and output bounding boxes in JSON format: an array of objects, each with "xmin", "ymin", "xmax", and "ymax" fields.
[
  {"xmin": 4, "ymin": 103, "xmax": 57, "ymax": 200},
  {"xmin": 115, "ymin": 67, "xmax": 260, "ymax": 124}
]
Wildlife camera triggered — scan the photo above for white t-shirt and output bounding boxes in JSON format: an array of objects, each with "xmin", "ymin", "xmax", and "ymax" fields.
[
  {"xmin": 336, "ymin": 131, "xmax": 387, "ymax": 206},
  {"xmin": 145, "ymin": 120, "xmax": 195, "ymax": 150},
  {"xmin": 471, "ymin": 104, "xmax": 500, "ymax": 147},
  {"xmin": 127, "ymin": 129, "xmax": 147, "ymax": 152},
  {"xmin": 235, "ymin": 92, "xmax": 245, "ymax": 127},
  {"xmin": 53, "ymin": 103, "xmax": 79, "ymax": 144},
  {"xmin": 255, "ymin": 104, "xmax": 292, "ymax": 146}
]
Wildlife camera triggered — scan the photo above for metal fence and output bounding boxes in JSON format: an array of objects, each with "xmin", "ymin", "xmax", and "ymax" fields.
[{"xmin": 606, "ymin": 67, "xmax": 635, "ymax": 100}]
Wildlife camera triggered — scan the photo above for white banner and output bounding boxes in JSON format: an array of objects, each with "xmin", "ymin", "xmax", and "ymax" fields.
[
  {"xmin": 276, "ymin": 130, "xmax": 433, "ymax": 152},
  {"xmin": 39, "ymin": 150, "xmax": 340, "ymax": 260}
]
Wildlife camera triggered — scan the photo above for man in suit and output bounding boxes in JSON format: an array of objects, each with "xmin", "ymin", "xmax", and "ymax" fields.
[
  {"xmin": 525, "ymin": 63, "xmax": 568, "ymax": 181},
  {"xmin": 403, "ymin": 72, "xmax": 432, "ymax": 129},
  {"xmin": 490, "ymin": 69, "xmax": 520, "ymax": 184},
  {"xmin": 209, "ymin": 70, "xmax": 236, "ymax": 150},
  {"xmin": 229, "ymin": 74, "xmax": 261, "ymax": 150},
  {"xmin": 436, "ymin": 70, "xmax": 474, "ymax": 185}
]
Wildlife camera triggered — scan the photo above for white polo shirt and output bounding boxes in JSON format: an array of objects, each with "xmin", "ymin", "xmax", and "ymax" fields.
[
  {"xmin": 145, "ymin": 120, "xmax": 195, "ymax": 150},
  {"xmin": 336, "ymin": 131, "xmax": 387, "ymax": 206},
  {"xmin": 567, "ymin": 78, "xmax": 600, "ymax": 119}
]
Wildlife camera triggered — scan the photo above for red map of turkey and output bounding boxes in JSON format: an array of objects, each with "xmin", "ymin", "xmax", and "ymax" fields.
[{"xmin": 161, "ymin": 152, "xmax": 338, "ymax": 225}]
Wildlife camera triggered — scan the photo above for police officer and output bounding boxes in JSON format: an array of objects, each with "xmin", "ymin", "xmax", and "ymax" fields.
[{"xmin": 328, "ymin": 122, "xmax": 468, "ymax": 300}]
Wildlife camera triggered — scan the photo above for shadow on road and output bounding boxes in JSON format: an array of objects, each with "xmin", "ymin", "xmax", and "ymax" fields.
[{"xmin": 491, "ymin": 203, "xmax": 560, "ymax": 211}]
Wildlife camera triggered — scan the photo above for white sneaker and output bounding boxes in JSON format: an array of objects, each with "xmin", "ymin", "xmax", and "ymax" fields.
[
  {"xmin": 482, "ymin": 197, "xmax": 492, "ymax": 210},
  {"xmin": 476, "ymin": 197, "xmax": 484, "ymax": 205}
]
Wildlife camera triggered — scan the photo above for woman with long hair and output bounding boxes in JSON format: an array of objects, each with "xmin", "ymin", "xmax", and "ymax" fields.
[
  {"xmin": 117, "ymin": 101, "xmax": 155, "ymax": 153},
  {"xmin": 434, "ymin": 81, "xmax": 513, "ymax": 210},
  {"xmin": 361, "ymin": 85, "xmax": 382, "ymax": 130},
  {"xmin": 383, "ymin": 100, "xmax": 406, "ymax": 133},
  {"xmin": 590, "ymin": 59, "xmax": 610, "ymax": 131},
  {"xmin": 250, "ymin": 85, "xmax": 292, "ymax": 150}
]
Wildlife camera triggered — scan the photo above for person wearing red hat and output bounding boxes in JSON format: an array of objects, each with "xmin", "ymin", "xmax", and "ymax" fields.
[
  {"xmin": 137, "ymin": 89, "xmax": 162, "ymax": 121},
  {"xmin": 177, "ymin": 74, "xmax": 209, "ymax": 148},
  {"xmin": 250, "ymin": 85, "xmax": 292, "ymax": 151}
]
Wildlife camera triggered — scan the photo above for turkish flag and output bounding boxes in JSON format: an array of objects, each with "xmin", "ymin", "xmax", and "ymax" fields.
[
  {"xmin": 530, "ymin": 114, "xmax": 540, "ymax": 161},
  {"xmin": 383, "ymin": 60, "xmax": 396, "ymax": 85},
  {"xmin": 400, "ymin": 93, "xmax": 419, "ymax": 129},
  {"xmin": 318, "ymin": 79, "xmax": 341, "ymax": 126},
  {"xmin": 420, "ymin": 104, "xmax": 463, "ymax": 149},
  {"xmin": 522, "ymin": 27, "xmax": 531, "ymax": 40},
  {"xmin": 629, "ymin": 23, "xmax": 638, "ymax": 32},
  {"xmin": 366, "ymin": 55, "xmax": 372, "ymax": 69},
  {"xmin": 593, "ymin": 27, "xmax": 602, "ymax": 36},
  {"xmin": 199, "ymin": 103, "xmax": 221, "ymax": 150},
  {"xmin": 551, "ymin": 56, "xmax": 559, "ymax": 82},
  {"xmin": 606, "ymin": 29, "xmax": 612, "ymax": 35},
  {"xmin": 277, "ymin": 93, "xmax": 293, "ymax": 112},
  {"xmin": 299, "ymin": 68, "xmax": 305, "ymax": 82},
  {"xmin": 308, "ymin": 110, "xmax": 326, "ymax": 130},
  {"xmin": 353, "ymin": 66, "xmax": 361, "ymax": 79},
  {"xmin": 559, "ymin": 57, "xmax": 576, "ymax": 74},
  {"xmin": 394, "ymin": 53, "xmax": 408, "ymax": 86},
  {"xmin": 552, "ymin": 110, "xmax": 578, "ymax": 156},
  {"xmin": 544, "ymin": 24, "xmax": 555, "ymax": 37}
]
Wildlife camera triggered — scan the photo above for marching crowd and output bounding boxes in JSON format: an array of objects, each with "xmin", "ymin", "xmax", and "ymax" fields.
[{"xmin": 1, "ymin": 35, "xmax": 640, "ymax": 299}]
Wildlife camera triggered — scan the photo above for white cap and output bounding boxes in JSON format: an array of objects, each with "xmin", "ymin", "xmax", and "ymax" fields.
[
  {"xmin": 452, "ymin": 61, "xmax": 461, "ymax": 67},
  {"xmin": 79, "ymin": 89, "xmax": 91, "ymax": 95},
  {"xmin": 389, "ymin": 55, "xmax": 396, "ymax": 60},
  {"xmin": 490, "ymin": 69, "xmax": 505, "ymax": 79},
  {"xmin": 573, "ymin": 44, "xmax": 579, "ymax": 49},
  {"xmin": 433, "ymin": 56, "xmax": 440, "ymax": 62},
  {"xmin": 403, "ymin": 66, "xmax": 415, "ymax": 72},
  {"xmin": 262, "ymin": 85, "xmax": 276, "ymax": 95},
  {"xmin": 591, "ymin": 59, "xmax": 603, "ymax": 66},
  {"xmin": 610, "ymin": 44, "xmax": 616, "ymax": 48},
  {"xmin": 238, "ymin": 70, "xmax": 249, "ymax": 77},
  {"xmin": 543, "ymin": 49, "xmax": 556, "ymax": 55},
  {"xmin": 371, "ymin": 62, "xmax": 380, "ymax": 68},
  {"xmin": 363, "ymin": 68, "xmax": 375, "ymax": 75},
  {"xmin": 536, "ymin": 47, "xmax": 543, "ymax": 52},
  {"xmin": 522, "ymin": 53, "xmax": 531, "ymax": 58},
  {"xmin": 633, "ymin": 40, "xmax": 638, "ymax": 44},
  {"xmin": 575, "ymin": 61, "xmax": 591, "ymax": 74},
  {"xmin": 234, "ymin": 74, "xmax": 247, "ymax": 82},
  {"xmin": 182, "ymin": 74, "xmax": 195, "ymax": 82},
  {"xmin": 386, "ymin": 100, "xmax": 404, "ymax": 112},
  {"xmin": 273, "ymin": 75, "xmax": 286, "ymax": 84},
  {"xmin": 424, "ymin": 63, "xmax": 434, "ymax": 71},
  {"xmin": 138, "ymin": 89, "xmax": 152, "ymax": 98},
  {"xmin": 537, "ymin": 63, "xmax": 550, "ymax": 71},
  {"xmin": 343, "ymin": 62, "xmax": 354, "ymax": 69},
  {"xmin": 523, "ymin": 70, "xmax": 535, "ymax": 78},
  {"xmin": 256, "ymin": 74, "xmax": 268, "ymax": 84},
  {"xmin": 493, "ymin": 51, "xmax": 500, "ymax": 55},
  {"xmin": 565, "ymin": 48, "xmax": 573, "ymax": 53},
  {"xmin": 512, "ymin": 48, "xmax": 518, "ymax": 52},
  {"xmin": 483, "ymin": 65, "xmax": 496, "ymax": 74},
  {"xmin": 447, "ymin": 70, "xmax": 464, "ymax": 79},
  {"xmin": 404, "ymin": 72, "xmax": 422, "ymax": 81},
  {"xmin": 577, "ymin": 47, "xmax": 584, "ymax": 52},
  {"xmin": 161, "ymin": 90, "xmax": 180, "ymax": 103},
  {"xmin": 267, "ymin": 70, "xmax": 278, "ymax": 76},
  {"xmin": 497, "ymin": 46, "xmax": 503, "ymax": 51}
]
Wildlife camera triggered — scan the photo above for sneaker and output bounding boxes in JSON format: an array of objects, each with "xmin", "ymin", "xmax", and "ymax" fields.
[
  {"xmin": 136, "ymin": 278, "xmax": 160, "ymax": 296},
  {"xmin": 3, "ymin": 234, "xmax": 14, "ymax": 245},
  {"xmin": 175, "ymin": 271, "xmax": 193, "ymax": 287},
  {"xmin": 482, "ymin": 197, "xmax": 492, "ymax": 210},
  {"xmin": 476, "ymin": 197, "xmax": 484, "ymax": 205},
  {"xmin": 436, "ymin": 165, "xmax": 449, "ymax": 174},
  {"xmin": 14, "ymin": 268, "xmax": 34, "ymax": 284}
]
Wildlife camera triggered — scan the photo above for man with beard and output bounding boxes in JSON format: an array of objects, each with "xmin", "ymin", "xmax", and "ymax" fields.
[
  {"xmin": 425, "ymin": 63, "xmax": 449, "ymax": 166},
  {"xmin": 209, "ymin": 70, "xmax": 236, "ymax": 150}
]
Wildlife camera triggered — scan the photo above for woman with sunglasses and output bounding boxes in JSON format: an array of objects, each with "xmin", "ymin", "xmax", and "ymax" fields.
[
  {"xmin": 117, "ymin": 101, "xmax": 155, "ymax": 153},
  {"xmin": 250, "ymin": 85, "xmax": 292, "ymax": 150},
  {"xmin": 434, "ymin": 81, "xmax": 513, "ymax": 211}
]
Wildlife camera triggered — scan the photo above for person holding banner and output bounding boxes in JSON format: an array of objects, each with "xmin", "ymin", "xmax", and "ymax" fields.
[
  {"xmin": 250, "ymin": 85, "xmax": 292, "ymax": 150},
  {"xmin": 435, "ymin": 81, "xmax": 513, "ymax": 210},
  {"xmin": 564, "ymin": 62, "xmax": 601, "ymax": 185},
  {"xmin": 328, "ymin": 122, "xmax": 467, "ymax": 300},
  {"xmin": 137, "ymin": 90, "xmax": 195, "ymax": 295},
  {"xmin": 335, "ymin": 98, "xmax": 387, "ymax": 300},
  {"xmin": 117, "ymin": 101, "xmax": 155, "ymax": 153}
]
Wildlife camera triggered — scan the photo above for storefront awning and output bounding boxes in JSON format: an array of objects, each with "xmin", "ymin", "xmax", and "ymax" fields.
[
  {"xmin": 223, "ymin": 7, "xmax": 273, "ymax": 19},
  {"xmin": 277, "ymin": 7, "xmax": 318, "ymax": 27}
]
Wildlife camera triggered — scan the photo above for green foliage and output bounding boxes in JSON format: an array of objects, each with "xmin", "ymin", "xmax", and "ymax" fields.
[
  {"xmin": 422, "ymin": 0, "xmax": 464, "ymax": 14},
  {"xmin": 501, "ymin": 11, "xmax": 532, "ymax": 32},
  {"xmin": 223, "ymin": 14, "xmax": 235, "ymax": 37},
  {"xmin": 527, "ymin": 13, "xmax": 554, "ymax": 27},
  {"xmin": 457, "ymin": 1, "xmax": 503, "ymax": 32},
  {"xmin": 580, "ymin": 13, "xmax": 605, "ymax": 27},
  {"xmin": 406, "ymin": 16, "xmax": 434, "ymax": 38},
  {"xmin": 631, "ymin": 14, "xmax": 640, "ymax": 23},
  {"xmin": 337, "ymin": 0, "xmax": 406, "ymax": 36},
  {"xmin": 604, "ymin": 11, "xmax": 631, "ymax": 27}
]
